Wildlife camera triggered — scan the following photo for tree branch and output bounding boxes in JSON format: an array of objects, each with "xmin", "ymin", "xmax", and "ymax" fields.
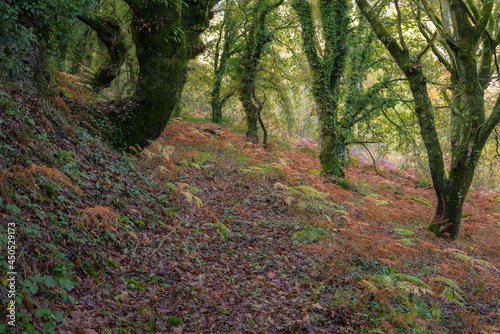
[
  {"xmin": 355, "ymin": 0, "xmax": 408, "ymax": 72},
  {"xmin": 395, "ymin": 0, "xmax": 409, "ymax": 53},
  {"xmin": 474, "ymin": 0, "xmax": 494, "ymax": 43},
  {"xmin": 416, "ymin": 30, "xmax": 438, "ymax": 60},
  {"xmin": 292, "ymin": 0, "xmax": 320, "ymax": 72}
]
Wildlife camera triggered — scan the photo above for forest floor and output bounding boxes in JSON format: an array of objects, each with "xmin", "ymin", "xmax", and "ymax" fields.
[{"xmin": 0, "ymin": 80, "xmax": 499, "ymax": 333}]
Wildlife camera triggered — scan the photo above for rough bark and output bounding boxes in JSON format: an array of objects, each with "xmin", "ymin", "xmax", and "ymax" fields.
[
  {"xmin": 77, "ymin": 14, "xmax": 129, "ymax": 90},
  {"xmin": 356, "ymin": 0, "xmax": 500, "ymax": 240},
  {"xmin": 293, "ymin": 0, "xmax": 348, "ymax": 177},
  {"xmin": 122, "ymin": 0, "xmax": 215, "ymax": 149}
]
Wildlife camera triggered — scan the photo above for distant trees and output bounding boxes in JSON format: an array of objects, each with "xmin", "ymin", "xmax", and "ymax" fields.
[
  {"xmin": 211, "ymin": 0, "xmax": 239, "ymax": 124},
  {"xmin": 236, "ymin": 0, "xmax": 284, "ymax": 146},
  {"xmin": 356, "ymin": 0, "xmax": 500, "ymax": 240}
]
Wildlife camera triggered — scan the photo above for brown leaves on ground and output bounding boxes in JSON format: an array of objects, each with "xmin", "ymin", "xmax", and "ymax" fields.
[{"xmin": 1, "ymin": 92, "xmax": 499, "ymax": 333}]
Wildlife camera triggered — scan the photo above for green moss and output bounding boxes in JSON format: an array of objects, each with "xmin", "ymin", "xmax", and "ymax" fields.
[
  {"xmin": 43, "ymin": 184, "xmax": 56, "ymax": 199},
  {"xmin": 168, "ymin": 316, "xmax": 181, "ymax": 327},
  {"xmin": 411, "ymin": 196, "xmax": 432, "ymax": 207},
  {"xmin": 126, "ymin": 279, "xmax": 145, "ymax": 291}
]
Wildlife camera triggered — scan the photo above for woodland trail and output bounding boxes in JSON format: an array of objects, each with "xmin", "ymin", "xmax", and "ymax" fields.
[
  {"xmin": 67, "ymin": 151, "xmax": 364, "ymax": 333},
  {"xmin": 0, "ymin": 92, "xmax": 498, "ymax": 333}
]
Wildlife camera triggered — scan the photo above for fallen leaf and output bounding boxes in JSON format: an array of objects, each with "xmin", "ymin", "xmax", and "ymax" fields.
[
  {"xmin": 312, "ymin": 303, "xmax": 324, "ymax": 310},
  {"xmin": 75, "ymin": 329, "xmax": 99, "ymax": 334}
]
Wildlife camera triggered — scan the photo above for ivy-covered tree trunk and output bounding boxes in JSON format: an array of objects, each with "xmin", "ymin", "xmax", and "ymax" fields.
[
  {"xmin": 211, "ymin": 0, "xmax": 238, "ymax": 124},
  {"xmin": 238, "ymin": 0, "xmax": 283, "ymax": 146},
  {"xmin": 356, "ymin": 0, "xmax": 500, "ymax": 240},
  {"xmin": 315, "ymin": 91, "xmax": 344, "ymax": 177},
  {"xmin": 78, "ymin": 14, "xmax": 129, "ymax": 90},
  {"xmin": 122, "ymin": 0, "xmax": 215, "ymax": 148},
  {"xmin": 17, "ymin": 10, "xmax": 52, "ymax": 93},
  {"xmin": 293, "ymin": 0, "xmax": 348, "ymax": 177}
]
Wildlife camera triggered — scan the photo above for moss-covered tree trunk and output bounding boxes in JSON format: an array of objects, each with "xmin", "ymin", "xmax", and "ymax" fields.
[
  {"xmin": 122, "ymin": 0, "xmax": 215, "ymax": 148},
  {"xmin": 211, "ymin": 0, "xmax": 238, "ymax": 124},
  {"xmin": 293, "ymin": 0, "xmax": 348, "ymax": 177},
  {"xmin": 77, "ymin": 14, "xmax": 129, "ymax": 90},
  {"xmin": 356, "ymin": 0, "xmax": 500, "ymax": 240},
  {"xmin": 238, "ymin": 0, "xmax": 283, "ymax": 146}
]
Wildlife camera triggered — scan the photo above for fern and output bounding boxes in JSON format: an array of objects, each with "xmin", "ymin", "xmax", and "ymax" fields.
[
  {"xmin": 143, "ymin": 140, "xmax": 174, "ymax": 159},
  {"xmin": 430, "ymin": 276, "xmax": 466, "ymax": 307},
  {"xmin": 396, "ymin": 274, "xmax": 432, "ymax": 291},
  {"xmin": 274, "ymin": 183, "xmax": 337, "ymax": 218},
  {"xmin": 443, "ymin": 248, "xmax": 498, "ymax": 271},
  {"xmin": 204, "ymin": 223, "xmax": 231, "ymax": 241},
  {"xmin": 360, "ymin": 271, "xmax": 442, "ymax": 330},
  {"xmin": 167, "ymin": 182, "xmax": 203, "ymax": 208}
]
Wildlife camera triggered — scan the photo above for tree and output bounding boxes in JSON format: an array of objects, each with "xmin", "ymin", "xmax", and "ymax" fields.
[
  {"xmin": 237, "ymin": 0, "xmax": 284, "ymax": 146},
  {"xmin": 0, "ymin": 0, "xmax": 92, "ymax": 92},
  {"xmin": 292, "ymin": 0, "xmax": 349, "ymax": 177},
  {"xmin": 356, "ymin": 0, "xmax": 500, "ymax": 240},
  {"xmin": 121, "ymin": 0, "xmax": 217, "ymax": 149},
  {"xmin": 77, "ymin": 13, "xmax": 129, "ymax": 90},
  {"xmin": 210, "ymin": 0, "xmax": 240, "ymax": 124}
]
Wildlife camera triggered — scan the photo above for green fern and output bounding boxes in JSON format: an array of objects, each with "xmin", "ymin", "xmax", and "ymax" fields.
[
  {"xmin": 166, "ymin": 182, "xmax": 203, "ymax": 208},
  {"xmin": 444, "ymin": 248, "xmax": 498, "ymax": 271},
  {"xmin": 397, "ymin": 274, "xmax": 432, "ymax": 291},
  {"xmin": 276, "ymin": 184, "xmax": 336, "ymax": 217},
  {"xmin": 430, "ymin": 276, "xmax": 465, "ymax": 307},
  {"xmin": 204, "ymin": 223, "xmax": 231, "ymax": 241}
]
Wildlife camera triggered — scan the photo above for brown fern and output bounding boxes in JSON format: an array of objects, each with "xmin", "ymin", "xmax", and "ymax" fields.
[
  {"xmin": 78, "ymin": 206, "xmax": 118, "ymax": 232},
  {"xmin": 0, "ymin": 164, "xmax": 82, "ymax": 204}
]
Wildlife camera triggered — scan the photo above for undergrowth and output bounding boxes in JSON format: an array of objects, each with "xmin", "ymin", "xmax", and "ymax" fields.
[{"xmin": 0, "ymin": 75, "xmax": 498, "ymax": 333}]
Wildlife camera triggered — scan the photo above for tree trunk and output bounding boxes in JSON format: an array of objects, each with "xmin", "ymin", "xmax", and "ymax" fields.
[
  {"xmin": 258, "ymin": 111, "xmax": 268, "ymax": 147},
  {"xmin": 211, "ymin": 89, "xmax": 223, "ymax": 124},
  {"xmin": 243, "ymin": 100, "xmax": 260, "ymax": 144},
  {"xmin": 317, "ymin": 101, "xmax": 344, "ymax": 177},
  {"xmin": 430, "ymin": 163, "xmax": 475, "ymax": 239},
  {"xmin": 237, "ymin": 0, "xmax": 283, "ymax": 146},
  {"xmin": 293, "ymin": 0, "xmax": 348, "ymax": 177},
  {"xmin": 355, "ymin": 0, "xmax": 500, "ymax": 240},
  {"xmin": 77, "ymin": 14, "xmax": 129, "ymax": 90},
  {"xmin": 211, "ymin": 1, "xmax": 237, "ymax": 124},
  {"xmin": 122, "ymin": 0, "xmax": 214, "ymax": 149}
]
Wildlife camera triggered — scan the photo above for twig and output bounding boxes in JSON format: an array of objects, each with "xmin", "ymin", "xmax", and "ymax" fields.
[
  {"xmin": 360, "ymin": 143, "xmax": 382, "ymax": 176},
  {"xmin": 238, "ymin": 236, "xmax": 256, "ymax": 249},
  {"xmin": 147, "ymin": 220, "xmax": 183, "ymax": 258}
]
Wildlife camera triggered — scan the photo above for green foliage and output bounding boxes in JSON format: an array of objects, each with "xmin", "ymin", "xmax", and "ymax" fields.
[
  {"xmin": 0, "ymin": 0, "xmax": 93, "ymax": 87},
  {"xmin": 291, "ymin": 226, "xmax": 330, "ymax": 245},
  {"xmin": 361, "ymin": 269, "xmax": 440, "ymax": 332},
  {"xmin": 274, "ymin": 183, "xmax": 339, "ymax": 218},
  {"xmin": 168, "ymin": 316, "xmax": 182, "ymax": 327},
  {"xmin": 204, "ymin": 222, "xmax": 232, "ymax": 241}
]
